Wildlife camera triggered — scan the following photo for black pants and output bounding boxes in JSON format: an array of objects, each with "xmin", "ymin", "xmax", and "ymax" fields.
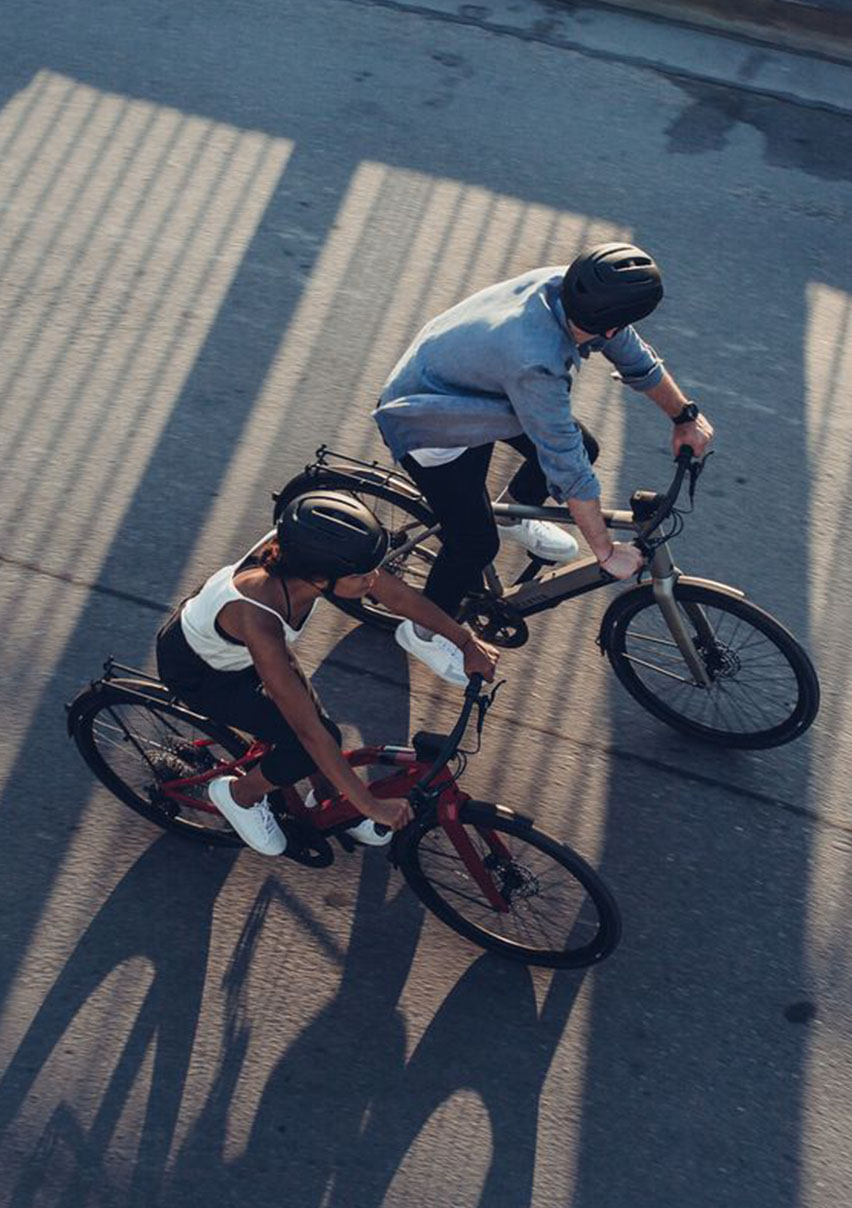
[
  {"xmin": 401, "ymin": 428, "xmax": 599, "ymax": 617},
  {"xmin": 156, "ymin": 611, "xmax": 341, "ymax": 786}
]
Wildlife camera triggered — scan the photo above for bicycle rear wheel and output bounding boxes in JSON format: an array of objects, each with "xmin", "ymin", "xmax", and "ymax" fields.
[
  {"xmin": 396, "ymin": 800, "xmax": 621, "ymax": 968},
  {"xmin": 275, "ymin": 469, "xmax": 439, "ymax": 631},
  {"xmin": 603, "ymin": 583, "xmax": 820, "ymax": 748},
  {"xmin": 69, "ymin": 680, "xmax": 248, "ymax": 844}
]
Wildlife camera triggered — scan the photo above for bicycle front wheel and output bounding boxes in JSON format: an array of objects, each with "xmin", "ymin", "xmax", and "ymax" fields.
[
  {"xmin": 69, "ymin": 680, "xmax": 248, "ymax": 844},
  {"xmin": 396, "ymin": 800, "xmax": 621, "ymax": 968},
  {"xmin": 603, "ymin": 583, "xmax": 820, "ymax": 748}
]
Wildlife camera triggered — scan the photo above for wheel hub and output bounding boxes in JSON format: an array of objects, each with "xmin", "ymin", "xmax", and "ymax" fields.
[
  {"xmin": 697, "ymin": 638, "xmax": 742, "ymax": 680},
  {"xmin": 486, "ymin": 856, "xmax": 540, "ymax": 901}
]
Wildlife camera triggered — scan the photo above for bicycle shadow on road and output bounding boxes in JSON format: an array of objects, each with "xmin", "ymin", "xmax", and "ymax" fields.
[
  {"xmin": 0, "ymin": 622, "xmax": 424, "ymax": 1208},
  {"xmin": 159, "ymin": 623, "xmax": 595, "ymax": 1208},
  {"xmin": 164, "ymin": 922, "xmax": 591, "ymax": 1208},
  {"xmin": 0, "ymin": 834, "xmax": 238, "ymax": 1208}
]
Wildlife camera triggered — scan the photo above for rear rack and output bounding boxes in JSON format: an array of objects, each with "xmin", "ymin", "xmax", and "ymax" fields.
[
  {"xmin": 92, "ymin": 662, "xmax": 215, "ymax": 724},
  {"xmin": 102, "ymin": 657, "xmax": 161, "ymax": 683},
  {"xmin": 308, "ymin": 445, "xmax": 421, "ymax": 496}
]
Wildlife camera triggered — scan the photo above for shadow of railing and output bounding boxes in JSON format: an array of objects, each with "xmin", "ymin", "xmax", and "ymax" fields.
[
  {"xmin": 1, "ymin": 10, "xmax": 850, "ymax": 1205},
  {"xmin": 0, "ymin": 136, "xmax": 362, "ymax": 1015}
]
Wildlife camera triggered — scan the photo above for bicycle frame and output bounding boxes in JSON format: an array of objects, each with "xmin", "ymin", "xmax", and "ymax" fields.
[
  {"xmin": 105, "ymin": 668, "xmax": 515, "ymax": 914},
  {"xmin": 488, "ymin": 502, "xmax": 725, "ymax": 688},
  {"xmin": 303, "ymin": 446, "xmax": 734, "ymax": 687}
]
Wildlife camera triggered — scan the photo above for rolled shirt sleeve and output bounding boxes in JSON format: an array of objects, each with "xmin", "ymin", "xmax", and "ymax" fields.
[
  {"xmin": 601, "ymin": 325, "xmax": 665, "ymax": 391},
  {"xmin": 507, "ymin": 366, "xmax": 600, "ymax": 502}
]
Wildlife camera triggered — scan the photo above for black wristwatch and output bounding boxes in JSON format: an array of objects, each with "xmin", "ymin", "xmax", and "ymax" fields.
[{"xmin": 672, "ymin": 401, "xmax": 700, "ymax": 425}]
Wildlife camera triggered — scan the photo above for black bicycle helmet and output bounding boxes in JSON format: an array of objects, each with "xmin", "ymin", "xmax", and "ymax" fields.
[
  {"xmin": 276, "ymin": 490, "xmax": 389, "ymax": 582},
  {"xmin": 562, "ymin": 242, "xmax": 663, "ymax": 335}
]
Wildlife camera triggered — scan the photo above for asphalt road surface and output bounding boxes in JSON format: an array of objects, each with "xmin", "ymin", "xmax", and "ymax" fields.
[{"xmin": 1, "ymin": 2, "xmax": 851, "ymax": 1206}]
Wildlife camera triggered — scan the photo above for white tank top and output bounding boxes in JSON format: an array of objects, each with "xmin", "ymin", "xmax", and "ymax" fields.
[{"xmin": 180, "ymin": 529, "xmax": 318, "ymax": 671}]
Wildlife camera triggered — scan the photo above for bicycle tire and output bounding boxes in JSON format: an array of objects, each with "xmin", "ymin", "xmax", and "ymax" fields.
[
  {"xmin": 276, "ymin": 469, "xmax": 439, "ymax": 631},
  {"xmin": 603, "ymin": 583, "xmax": 820, "ymax": 748},
  {"xmin": 396, "ymin": 799, "xmax": 621, "ymax": 968},
  {"xmin": 69, "ymin": 680, "xmax": 249, "ymax": 845}
]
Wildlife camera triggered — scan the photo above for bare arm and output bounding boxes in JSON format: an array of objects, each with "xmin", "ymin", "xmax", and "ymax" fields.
[
  {"xmin": 236, "ymin": 606, "xmax": 406, "ymax": 820},
  {"xmin": 371, "ymin": 571, "xmax": 469, "ymax": 645},
  {"xmin": 644, "ymin": 368, "xmax": 689, "ymax": 417},
  {"xmin": 566, "ymin": 497, "xmax": 613, "ymax": 562},
  {"xmin": 644, "ymin": 370, "xmax": 714, "ymax": 456},
  {"xmin": 570, "ymin": 370, "xmax": 712, "ymax": 579},
  {"xmin": 370, "ymin": 571, "xmax": 499, "ymax": 680},
  {"xmin": 568, "ymin": 498, "xmax": 642, "ymax": 580}
]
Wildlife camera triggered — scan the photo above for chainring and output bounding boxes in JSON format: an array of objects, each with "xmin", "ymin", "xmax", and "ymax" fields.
[{"xmin": 460, "ymin": 597, "xmax": 529, "ymax": 648}]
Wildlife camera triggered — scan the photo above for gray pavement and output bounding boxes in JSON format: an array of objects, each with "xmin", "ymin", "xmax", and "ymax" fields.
[
  {"xmin": 1, "ymin": 2, "xmax": 851, "ymax": 1206},
  {"xmin": 369, "ymin": 0, "xmax": 852, "ymax": 112}
]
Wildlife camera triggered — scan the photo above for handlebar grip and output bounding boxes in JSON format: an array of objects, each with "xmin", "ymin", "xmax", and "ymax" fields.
[
  {"xmin": 465, "ymin": 672, "xmax": 484, "ymax": 696},
  {"xmin": 676, "ymin": 444, "xmax": 695, "ymax": 462}
]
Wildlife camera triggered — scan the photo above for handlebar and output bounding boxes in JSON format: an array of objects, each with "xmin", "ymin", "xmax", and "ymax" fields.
[
  {"xmin": 633, "ymin": 443, "xmax": 705, "ymax": 541},
  {"xmin": 403, "ymin": 452, "xmax": 706, "ymax": 793},
  {"xmin": 413, "ymin": 673, "xmax": 487, "ymax": 795}
]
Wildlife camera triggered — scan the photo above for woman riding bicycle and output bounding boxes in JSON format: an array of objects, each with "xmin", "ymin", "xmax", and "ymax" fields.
[{"xmin": 156, "ymin": 491, "xmax": 498, "ymax": 856}]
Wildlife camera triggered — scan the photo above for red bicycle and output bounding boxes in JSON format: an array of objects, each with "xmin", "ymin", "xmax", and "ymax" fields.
[{"xmin": 67, "ymin": 665, "xmax": 620, "ymax": 969}]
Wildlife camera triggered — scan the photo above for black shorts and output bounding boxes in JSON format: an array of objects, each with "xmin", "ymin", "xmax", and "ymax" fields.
[{"xmin": 156, "ymin": 609, "xmax": 341, "ymax": 786}]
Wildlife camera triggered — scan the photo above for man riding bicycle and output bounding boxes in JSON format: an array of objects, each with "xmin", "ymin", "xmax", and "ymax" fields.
[
  {"xmin": 156, "ymin": 492, "xmax": 498, "ymax": 856},
  {"xmin": 373, "ymin": 242, "xmax": 714, "ymax": 684}
]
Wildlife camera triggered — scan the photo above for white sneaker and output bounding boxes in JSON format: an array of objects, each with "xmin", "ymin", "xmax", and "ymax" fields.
[
  {"xmin": 395, "ymin": 620, "xmax": 468, "ymax": 687},
  {"xmin": 304, "ymin": 788, "xmax": 393, "ymax": 847},
  {"xmin": 346, "ymin": 818, "xmax": 394, "ymax": 846},
  {"xmin": 208, "ymin": 776, "xmax": 287, "ymax": 855},
  {"xmin": 499, "ymin": 518, "xmax": 579, "ymax": 563}
]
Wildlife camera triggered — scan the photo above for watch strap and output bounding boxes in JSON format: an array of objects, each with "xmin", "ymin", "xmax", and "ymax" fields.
[{"xmin": 672, "ymin": 402, "xmax": 700, "ymax": 425}]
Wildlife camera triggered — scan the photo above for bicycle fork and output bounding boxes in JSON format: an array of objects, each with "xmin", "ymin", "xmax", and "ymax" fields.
[
  {"xmin": 438, "ymin": 798, "xmax": 512, "ymax": 913},
  {"xmin": 647, "ymin": 544, "xmax": 734, "ymax": 689}
]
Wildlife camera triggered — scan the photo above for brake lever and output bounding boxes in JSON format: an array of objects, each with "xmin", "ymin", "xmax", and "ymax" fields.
[
  {"xmin": 477, "ymin": 678, "xmax": 506, "ymax": 731},
  {"xmin": 465, "ymin": 678, "xmax": 506, "ymax": 751},
  {"xmin": 687, "ymin": 450, "xmax": 713, "ymax": 505}
]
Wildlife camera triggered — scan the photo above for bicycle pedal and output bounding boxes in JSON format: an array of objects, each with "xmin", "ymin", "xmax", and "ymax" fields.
[
  {"xmin": 279, "ymin": 818, "xmax": 335, "ymax": 868},
  {"xmin": 269, "ymin": 806, "xmax": 335, "ymax": 867},
  {"xmin": 513, "ymin": 555, "xmax": 553, "ymax": 586},
  {"xmin": 281, "ymin": 842, "xmax": 334, "ymax": 869}
]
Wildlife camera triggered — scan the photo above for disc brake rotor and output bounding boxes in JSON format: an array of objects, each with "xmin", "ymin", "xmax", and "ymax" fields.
[
  {"xmin": 697, "ymin": 638, "xmax": 742, "ymax": 680},
  {"xmin": 485, "ymin": 855, "xmax": 540, "ymax": 901}
]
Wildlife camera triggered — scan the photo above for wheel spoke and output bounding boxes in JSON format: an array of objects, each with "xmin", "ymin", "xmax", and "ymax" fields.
[
  {"xmin": 618, "ymin": 653, "xmax": 698, "ymax": 685},
  {"xmin": 82, "ymin": 697, "xmax": 243, "ymax": 838},
  {"xmin": 410, "ymin": 814, "xmax": 612, "ymax": 962},
  {"xmin": 611, "ymin": 588, "xmax": 816, "ymax": 745}
]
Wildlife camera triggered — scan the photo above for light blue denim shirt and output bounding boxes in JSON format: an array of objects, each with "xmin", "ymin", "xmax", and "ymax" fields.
[{"xmin": 373, "ymin": 266, "xmax": 665, "ymax": 502}]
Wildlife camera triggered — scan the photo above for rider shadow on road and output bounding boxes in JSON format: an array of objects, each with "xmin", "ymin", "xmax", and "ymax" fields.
[
  {"xmin": 0, "ymin": 621, "xmax": 417, "ymax": 1208},
  {"xmin": 0, "ymin": 834, "xmax": 239, "ymax": 1208},
  {"xmin": 164, "ymin": 916, "xmax": 591, "ymax": 1208},
  {"xmin": 161, "ymin": 623, "xmax": 595, "ymax": 1208}
]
